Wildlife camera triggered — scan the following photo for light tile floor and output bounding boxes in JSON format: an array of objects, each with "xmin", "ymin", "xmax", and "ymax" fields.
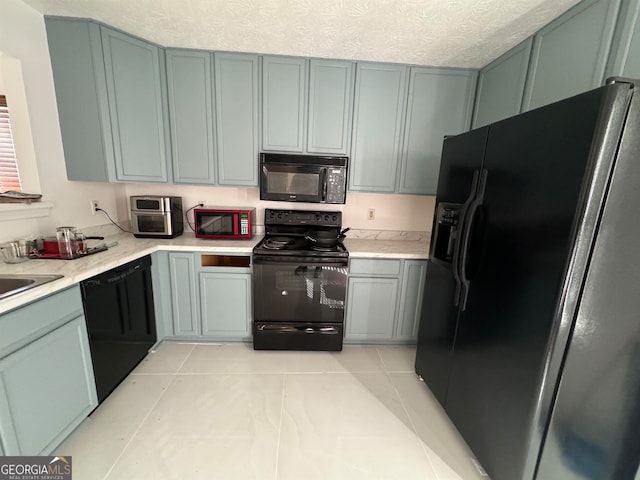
[{"xmin": 55, "ymin": 342, "xmax": 487, "ymax": 480}]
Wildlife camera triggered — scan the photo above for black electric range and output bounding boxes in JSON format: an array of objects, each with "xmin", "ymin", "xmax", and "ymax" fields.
[{"xmin": 252, "ymin": 209, "xmax": 349, "ymax": 351}]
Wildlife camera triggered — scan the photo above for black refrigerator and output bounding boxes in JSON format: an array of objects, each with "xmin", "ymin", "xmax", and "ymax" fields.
[{"xmin": 415, "ymin": 79, "xmax": 640, "ymax": 480}]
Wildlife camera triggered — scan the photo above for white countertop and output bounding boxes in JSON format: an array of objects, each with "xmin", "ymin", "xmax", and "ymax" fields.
[{"xmin": 0, "ymin": 227, "xmax": 429, "ymax": 315}]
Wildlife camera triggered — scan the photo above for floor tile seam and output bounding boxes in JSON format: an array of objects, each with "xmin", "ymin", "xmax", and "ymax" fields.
[
  {"xmin": 135, "ymin": 370, "xmax": 390, "ymax": 375},
  {"xmin": 385, "ymin": 371, "xmax": 442, "ymax": 479},
  {"xmin": 174, "ymin": 342, "xmax": 197, "ymax": 372},
  {"xmin": 101, "ymin": 373, "xmax": 180, "ymax": 480},
  {"xmin": 273, "ymin": 374, "xmax": 287, "ymax": 480}
]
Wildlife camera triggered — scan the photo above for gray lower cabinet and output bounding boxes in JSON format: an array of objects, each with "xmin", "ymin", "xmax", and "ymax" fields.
[
  {"xmin": 395, "ymin": 260, "xmax": 428, "ymax": 341},
  {"xmin": 345, "ymin": 258, "xmax": 427, "ymax": 343},
  {"xmin": 166, "ymin": 252, "xmax": 251, "ymax": 341},
  {"xmin": 200, "ymin": 272, "xmax": 251, "ymax": 339},
  {"xmin": 168, "ymin": 252, "xmax": 200, "ymax": 336},
  {"xmin": 350, "ymin": 63, "xmax": 408, "ymax": 192},
  {"xmin": 472, "ymin": 38, "xmax": 533, "ymax": 128},
  {"xmin": 46, "ymin": 18, "xmax": 171, "ymax": 183},
  {"xmin": 522, "ymin": 0, "xmax": 621, "ymax": 111},
  {"xmin": 399, "ymin": 67, "xmax": 476, "ymax": 195},
  {"xmin": 607, "ymin": 0, "xmax": 640, "ymax": 78},
  {"xmin": 0, "ymin": 287, "xmax": 97, "ymax": 455}
]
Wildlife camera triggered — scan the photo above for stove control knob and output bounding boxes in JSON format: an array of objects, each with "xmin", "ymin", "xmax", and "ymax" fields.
[
  {"xmin": 332, "ymin": 214, "xmax": 338, "ymax": 221},
  {"xmin": 324, "ymin": 214, "xmax": 329, "ymax": 221},
  {"xmin": 268, "ymin": 211, "xmax": 274, "ymax": 219},
  {"xmin": 277, "ymin": 213, "xmax": 283, "ymax": 219},
  {"xmin": 315, "ymin": 214, "xmax": 321, "ymax": 221}
]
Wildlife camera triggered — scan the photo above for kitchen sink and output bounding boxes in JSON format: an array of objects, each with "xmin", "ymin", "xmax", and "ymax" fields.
[{"xmin": 0, "ymin": 274, "xmax": 64, "ymax": 301}]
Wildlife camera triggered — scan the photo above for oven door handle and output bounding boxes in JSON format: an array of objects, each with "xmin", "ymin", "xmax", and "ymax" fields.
[
  {"xmin": 257, "ymin": 324, "xmax": 341, "ymax": 335},
  {"xmin": 252, "ymin": 256, "xmax": 348, "ymax": 268}
]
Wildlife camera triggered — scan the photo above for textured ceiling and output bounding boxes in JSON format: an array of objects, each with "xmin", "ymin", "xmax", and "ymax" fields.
[{"xmin": 22, "ymin": 0, "xmax": 581, "ymax": 68}]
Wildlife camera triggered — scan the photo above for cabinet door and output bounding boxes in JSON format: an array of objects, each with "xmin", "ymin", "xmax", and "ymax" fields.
[
  {"xmin": 45, "ymin": 18, "xmax": 116, "ymax": 182},
  {"xmin": 166, "ymin": 49, "xmax": 215, "ymax": 184},
  {"xmin": 199, "ymin": 273, "xmax": 251, "ymax": 339},
  {"xmin": 262, "ymin": 56, "xmax": 307, "ymax": 152},
  {"xmin": 215, "ymin": 53, "xmax": 259, "ymax": 185},
  {"xmin": 345, "ymin": 277, "xmax": 399, "ymax": 341},
  {"xmin": 395, "ymin": 260, "xmax": 428, "ymax": 341},
  {"xmin": 168, "ymin": 253, "xmax": 199, "ymax": 336},
  {"xmin": 0, "ymin": 318, "xmax": 97, "ymax": 455},
  {"xmin": 472, "ymin": 38, "xmax": 533, "ymax": 128},
  {"xmin": 607, "ymin": 0, "xmax": 640, "ymax": 78},
  {"xmin": 307, "ymin": 59, "xmax": 354, "ymax": 155},
  {"xmin": 522, "ymin": 0, "xmax": 621, "ymax": 111},
  {"xmin": 399, "ymin": 68, "xmax": 476, "ymax": 195},
  {"xmin": 101, "ymin": 27, "xmax": 170, "ymax": 182},
  {"xmin": 350, "ymin": 63, "xmax": 408, "ymax": 192}
]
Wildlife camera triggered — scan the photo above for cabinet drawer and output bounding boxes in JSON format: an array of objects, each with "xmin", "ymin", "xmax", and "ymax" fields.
[
  {"xmin": 0, "ymin": 286, "xmax": 83, "ymax": 357},
  {"xmin": 349, "ymin": 259, "xmax": 401, "ymax": 276}
]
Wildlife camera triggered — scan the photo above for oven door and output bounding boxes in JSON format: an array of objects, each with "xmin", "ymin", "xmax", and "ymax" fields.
[
  {"xmin": 253, "ymin": 256, "xmax": 348, "ymax": 323},
  {"xmin": 131, "ymin": 211, "xmax": 170, "ymax": 236},
  {"xmin": 260, "ymin": 163, "xmax": 325, "ymax": 203}
]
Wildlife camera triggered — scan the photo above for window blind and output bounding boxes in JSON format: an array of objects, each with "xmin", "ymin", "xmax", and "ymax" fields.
[{"xmin": 0, "ymin": 95, "xmax": 22, "ymax": 192}]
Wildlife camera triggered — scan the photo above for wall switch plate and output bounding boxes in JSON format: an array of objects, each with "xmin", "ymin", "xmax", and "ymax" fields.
[{"xmin": 367, "ymin": 208, "xmax": 375, "ymax": 220}]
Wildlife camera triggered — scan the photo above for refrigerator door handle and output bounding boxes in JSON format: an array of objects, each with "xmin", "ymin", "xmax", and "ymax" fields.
[
  {"xmin": 459, "ymin": 169, "xmax": 488, "ymax": 311},
  {"xmin": 452, "ymin": 170, "xmax": 480, "ymax": 307}
]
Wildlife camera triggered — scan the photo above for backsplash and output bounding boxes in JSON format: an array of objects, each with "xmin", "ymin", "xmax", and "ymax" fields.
[
  {"xmin": 346, "ymin": 230, "xmax": 430, "ymax": 242},
  {"xmin": 122, "ymin": 184, "xmax": 436, "ymax": 233}
]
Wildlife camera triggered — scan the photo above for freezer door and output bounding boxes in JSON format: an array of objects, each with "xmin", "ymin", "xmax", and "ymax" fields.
[
  {"xmin": 443, "ymin": 85, "xmax": 623, "ymax": 480},
  {"xmin": 414, "ymin": 127, "xmax": 488, "ymax": 405}
]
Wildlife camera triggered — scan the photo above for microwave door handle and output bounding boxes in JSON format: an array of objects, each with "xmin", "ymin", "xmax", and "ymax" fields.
[{"xmin": 321, "ymin": 169, "xmax": 327, "ymax": 202}]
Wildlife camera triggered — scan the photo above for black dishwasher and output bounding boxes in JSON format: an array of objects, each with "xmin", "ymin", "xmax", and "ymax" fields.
[{"xmin": 81, "ymin": 255, "xmax": 157, "ymax": 403}]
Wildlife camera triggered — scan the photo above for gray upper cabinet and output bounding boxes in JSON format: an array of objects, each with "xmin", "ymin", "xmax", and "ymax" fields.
[
  {"xmin": 215, "ymin": 53, "xmax": 260, "ymax": 186},
  {"xmin": 101, "ymin": 27, "xmax": 171, "ymax": 182},
  {"xmin": 350, "ymin": 63, "xmax": 408, "ymax": 193},
  {"xmin": 307, "ymin": 59, "xmax": 354, "ymax": 155},
  {"xmin": 472, "ymin": 38, "xmax": 533, "ymax": 128},
  {"xmin": 261, "ymin": 56, "xmax": 354, "ymax": 155},
  {"xmin": 262, "ymin": 56, "xmax": 307, "ymax": 152},
  {"xmin": 166, "ymin": 49, "xmax": 215, "ymax": 184},
  {"xmin": 522, "ymin": 0, "xmax": 622, "ymax": 111},
  {"xmin": 46, "ymin": 18, "xmax": 116, "ymax": 182},
  {"xmin": 607, "ymin": 0, "xmax": 640, "ymax": 78},
  {"xmin": 399, "ymin": 67, "xmax": 476, "ymax": 195},
  {"xmin": 166, "ymin": 51, "xmax": 259, "ymax": 186}
]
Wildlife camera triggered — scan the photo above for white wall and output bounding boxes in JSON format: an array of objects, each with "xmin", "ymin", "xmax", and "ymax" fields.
[
  {"xmin": 124, "ymin": 183, "xmax": 435, "ymax": 233},
  {"xmin": 0, "ymin": 0, "xmax": 123, "ymax": 243}
]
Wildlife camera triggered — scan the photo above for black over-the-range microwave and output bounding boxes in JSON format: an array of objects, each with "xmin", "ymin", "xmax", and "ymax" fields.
[{"xmin": 259, "ymin": 153, "xmax": 348, "ymax": 204}]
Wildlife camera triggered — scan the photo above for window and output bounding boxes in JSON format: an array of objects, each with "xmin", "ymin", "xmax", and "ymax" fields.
[{"xmin": 0, "ymin": 94, "xmax": 22, "ymax": 192}]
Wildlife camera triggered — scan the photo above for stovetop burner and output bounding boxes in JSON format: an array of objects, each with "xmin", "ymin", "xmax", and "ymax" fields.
[
  {"xmin": 262, "ymin": 236, "xmax": 307, "ymax": 250},
  {"xmin": 253, "ymin": 208, "xmax": 349, "ymax": 258}
]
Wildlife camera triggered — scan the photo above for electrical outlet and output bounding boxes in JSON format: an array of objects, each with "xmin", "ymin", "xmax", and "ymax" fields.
[
  {"xmin": 197, "ymin": 200, "xmax": 205, "ymax": 206},
  {"xmin": 367, "ymin": 208, "xmax": 375, "ymax": 220},
  {"xmin": 90, "ymin": 200, "xmax": 99, "ymax": 215}
]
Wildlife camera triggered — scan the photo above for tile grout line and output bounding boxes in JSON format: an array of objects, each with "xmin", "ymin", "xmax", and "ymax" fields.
[
  {"xmin": 273, "ymin": 373, "xmax": 287, "ymax": 480},
  {"xmin": 101, "ymin": 345, "xmax": 196, "ymax": 480},
  {"xmin": 376, "ymin": 347, "xmax": 444, "ymax": 480}
]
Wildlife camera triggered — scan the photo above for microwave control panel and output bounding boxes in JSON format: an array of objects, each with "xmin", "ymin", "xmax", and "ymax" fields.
[
  {"xmin": 240, "ymin": 214, "xmax": 249, "ymax": 236},
  {"xmin": 326, "ymin": 168, "xmax": 347, "ymax": 204}
]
